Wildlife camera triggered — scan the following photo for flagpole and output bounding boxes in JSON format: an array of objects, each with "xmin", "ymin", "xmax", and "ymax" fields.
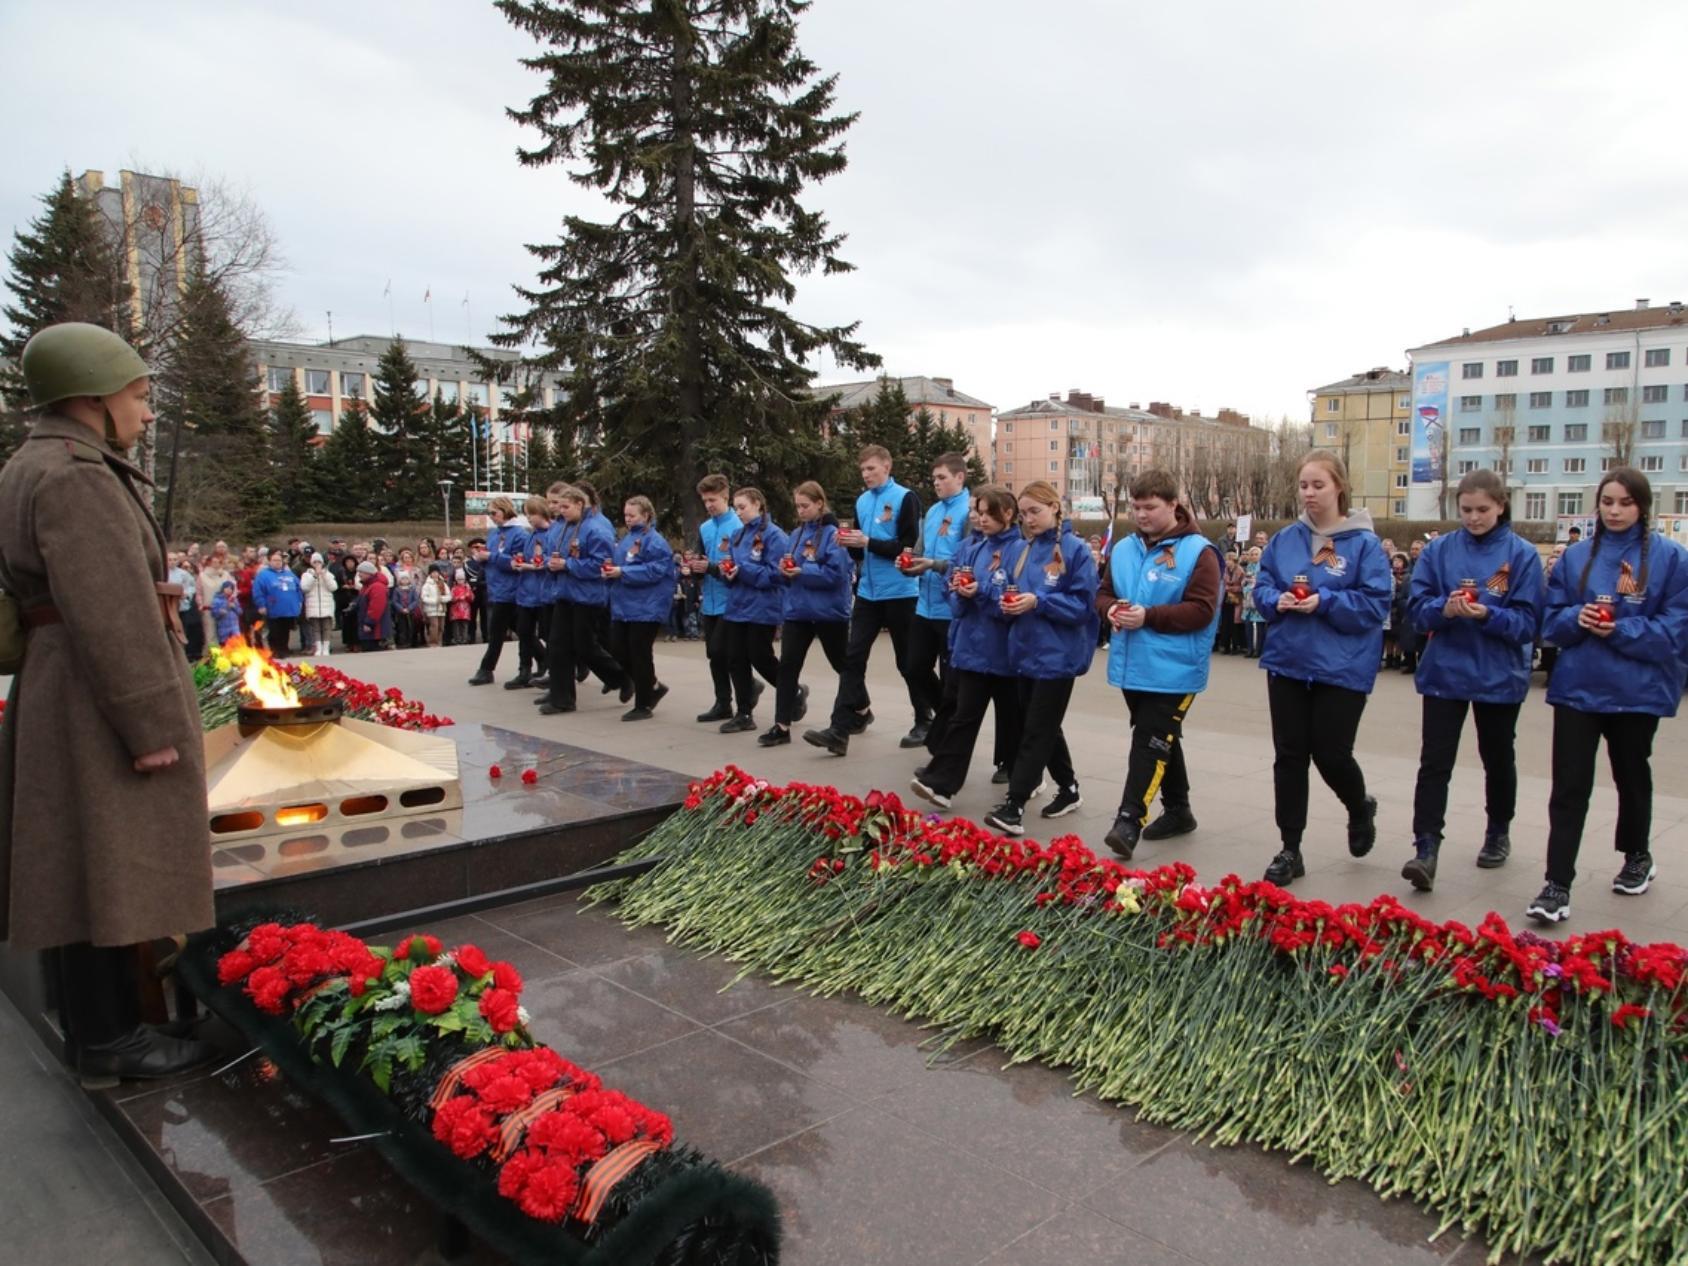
[
  {"xmin": 426, "ymin": 288, "xmax": 435, "ymax": 342},
  {"xmin": 384, "ymin": 279, "xmax": 394, "ymax": 337}
]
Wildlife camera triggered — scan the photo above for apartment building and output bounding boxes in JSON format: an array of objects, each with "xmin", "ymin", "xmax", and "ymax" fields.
[
  {"xmin": 1308, "ymin": 369, "xmax": 1414, "ymax": 520},
  {"xmin": 818, "ymin": 374, "xmax": 994, "ymax": 470}
]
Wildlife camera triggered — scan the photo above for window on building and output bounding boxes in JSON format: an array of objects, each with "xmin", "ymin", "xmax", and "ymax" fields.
[
  {"xmin": 1568, "ymin": 354, "xmax": 1591, "ymax": 372},
  {"xmin": 1459, "ymin": 427, "xmax": 1481, "ymax": 444},
  {"xmin": 1456, "ymin": 460, "xmax": 1477, "ymax": 474},
  {"xmin": 1494, "ymin": 393, "xmax": 1517, "ymax": 411},
  {"xmin": 1393, "ymin": 499, "xmax": 1407, "ymax": 515},
  {"xmin": 1607, "ymin": 351, "xmax": 1631, "ymax": 370},
  {"xmin": 1564, "ymin": 423, "xmax": 1587, "ymax": 441},
  {"xmin": 1325, "ymin": 397, "xmax": 1339, "ymax": 412},
  {"xmin": 1049, "ymin": 461, "xmax": 1058, "ymax": 472},
  {"xmin": 310, "ymin": 410, "xmax": 332, "ymax": 434},
  {"xmin": 1565, "ymin": 389, "xmax": 1589, "ymax": 407},
  {"xmin": 1642, "ymin": 419, "xmax": 1666, "ymax": 438},
  {"xmin": 1496, "ymin": 359, "xmax": 1518, "ymax": 377},
  {"xmin": 1525, "ymin": 492, "xmax": 1547, "ymax": 520},
  {"xmin": 465, "ymin": 383, "xmax": 489, "ymax": 407},
  {"xmin": 1049, "ymin": 418, "xmax": 1061, "ymax": 430},
  {"xmin": 266, "ymin": 367, "xmax": 292, "ymax": 393},
  {"xmin": 1459, "ymin": 395, "xmax": 1482, "ymax": 412},
  {"xmin": 1601, "ymin": 457, "xmax": 1617, "ymax": 471},
  {"xmin": 413, "ymin": 378, "xmax": 430, "ymax": 400},
  {"xmin": 1558, "ymin": 492, "xmax": 1583, "ymax": 516},
  {"xmin": 1604, "ymin": 387, "xmax": 1629, "ymax": 405},
  {"xmin": 1640, "ymin": 455, "xmax": 1664, "ymax": 472},
  {"xmin": 1529, "ymin": 391, "xmax": 1552, "ymax": 409},
  {"xmin": 1682, "ymin": 455, "xmax": 1688, "ymax": 473},
  {"xmin": 1002, "ymin": 421, "xmax": 1012, "ymax": 433},
  {"xmin": 1644, "ymin": 348, "xmax": 1670, "ymax": 368},
  {"xmin": 1397, "ymin": 395, "xmax": 1410, "ymax": 408},
  {"xmin": 1494, "ymin": 459, "xmax": 1512, "ymax": 476},
  {"xmin": 1396, "ymin": 419, "xmax": 1411, "ymax": 436},
  {"xmin": 1643, "ymin": 384, "xmax": 1668, "ymax": 403},
  {"xmin": 437, "ymin": 381, "xmax": 461, "ymax": 404},
  {"xmin": 304, "ymin": 369, "xmax": 330, "ymax": 395},
  {"xmin": 1682, "ymin": 419, "xmax": 1688, "ymax": 438},
  {"xmin": 1461, "ymin": 362, "xmax": 1484, "ymax": 379},
  {"xmin": 1393, "ymin": 473, "xmax": 1408, "ymax": 489},
  {"xmin": 1526, "ymin": 458, "xmax": 1548, "ymax": 474},
  {"xmin": 1047, "ymin": 439, "xmax": 1058, "ymax": 451},
  {"xmin": 1677, "ymin": 492, "xmax": 1688, "ymax": 514},
  {"xmin": 1527, "ymin": 425, "xmax": 1551, "ymax": 442},
  {"xmin": 1395, "ymin": 446, "xmax": 1409, "ymax": 462},
  {"xmin": 340, "ymin": 371, "xmax": 365, "ymax": 399},
  {"xmin": 1531, "ymin": 357, "xmax": 1554, "ymax": 374},
  {"xmin": 1564, "ymin": 457, "xmax": 1586, "ymax": 474}
]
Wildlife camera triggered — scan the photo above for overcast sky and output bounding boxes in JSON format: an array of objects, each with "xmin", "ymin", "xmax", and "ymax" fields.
[{"xmin": 5, "ymin": 0, "xmax": 1687, "ymax": 422}]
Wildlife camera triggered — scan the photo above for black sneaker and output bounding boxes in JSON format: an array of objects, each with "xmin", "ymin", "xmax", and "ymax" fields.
[
  {"xmin": 696, "ymin": 702, "xmax": 733, "ymax": 723},
  {"xmin": 802, "ymin": 727, "xmax": 849, "ymax": 756},
  {"xmin": 719, "ymin": 714, "xmax": 756, "ymax": 734},
  {"xmin": 651, "ymin": 683, "xmax": 670, "ymax": 710},
  {"xmin": 1476, "ymin": 831, "xmax": 1511, "ymax": 869},
  {"xmin": 502, "ymin": 673, "xmax": 532, "ymax": 690},
  {"xmin": 793, "ymin": 684, "xmax": 810, "ymax": 723},
  {"xmin": 1141, "ymin": 806, "xmax": 1197, "ymax": 841},
  {"xmin": 1526, "ymin": 882, "xmax": 1571, "ymax": 924},
  {"xmin": 601, "ymin": 679, "xmax": 618, "ymax": 694},
  {"xmin": 536, "ymin": 701, "xmax": 576, "ymax": 715},
  {"xmin": 1104, "ymin": 814, "xmax": 1141, "ymax": 860},
  {"xmin": 1040, "ymin": 784, "xmax": 1082, "ymax": 819},
  {"xmin": 1401, "ymin": 836, "xmax": 1439, "ymax": 893},
  {"xmin": 910, "ymin": 778, "xmax": 952, "ymax": 810},
  {"xmin": 912, "ymin": 764, "xmax": 930, "ymax": 780},
  {"xmin": 841, "ymin": 708, "xmax": 874, "ymax": 735},
  {"xmin": 1264, "ymin": 849, "xmax": 1305, "ymax": 886},
  {"xmin": 991, "ymin": 764, "xmax": 1010, "ymax": 785},
  {"xmin": 899, "ymin": 722, "xmax": 930, "ymax": 750},
  {"xmin": 619, "ymin": 680, "xmax": 634, "ymax": 703},
  {"xmin": 530, "ymin": 675, "xmax": 551, "ymax": 691},
  {"xmin": 621, "ymin": 706, "xmax": 654, "ymax": 722},
  {"xmin": 984, "ymin": 802, "xmax": 1024, "ymax": 836},
  {"xmin": 1347, "ymin": 796, "xmax": 1378, "ymax": 858},
  {"xmin": 1613, "ymin": 853, "xmax": 1657, "ymax": 896},
  {"xmin": 467, "ymin": 670, "xmax": 494, "ymax": 686},
  {"xmin": 757, "ymin": 725, "xmax": 791, "ymax": 747}
]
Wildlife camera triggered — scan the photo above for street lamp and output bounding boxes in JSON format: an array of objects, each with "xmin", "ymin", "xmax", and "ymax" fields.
[{"xmin": 438, "ymin": 479, "xmax": 454, "ymax": 544}]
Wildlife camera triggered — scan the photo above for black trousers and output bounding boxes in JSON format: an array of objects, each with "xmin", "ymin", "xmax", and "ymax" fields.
[
  {"xmin": 479, "ymin": 601, "xmax": 516, "ymax": 672},
  {"xmin": 515, "ymin": 605, "xmax": 546, "ymax": 677},
  {"xmin": 904, "ymin": 615, "xmax": 949, "ymax": 724},
  {"xmin": 829, "ymin": 596, "xmax": 918, "ymax": 730},
  {"xmin": 1412, "ymin": 696, "xmax": 1521, "ymax": 842},
  {"xmin": 181, "ymin": 609, "xmax": 204, "ymax": 661},
  {"xmin": 580, "ymin": 607, "xmax": 615, "ymax": 684},
  {"xmin": 777, "ymin": 619, "xmax": 850, "ymax": 726},
  {"xmin": 267, "ymin": 615, "xmax": 295, "ymax": 657},
  {"xmin": 1009, "ymin": 677, "xmax": 1076, "ymax": 805},
  {"xmin": 1545, "ymin": 707, "xmax": 1659, "ymax": 887},
  {"xmin": 1266, "ymin": 673, "xmax": 1370, "ymax": 849},
  {"xmin": 726, "ymin": 620, "xmax": 780, "ymax": 717},
  {"xmin": 547, "ymin": 600, "xmax": 626, "ymax": 706},
  {"xmin": 610, "ymin": 620, "xmax": 661, "ymax": 708},
  {"xmin": 1118, "ymin": 689, "xmax": 1196, "ymax": 824},
  {"xmin": 924, "ymin": 670, "xmax": 1021, "ymax": 795},
  {"xmin": 700, "ymin": 612, "xmax": 734, "ymax": 710},
  {"xmin": 50, "ymin": 942, "xmax": 141, "ymax": 1050}
]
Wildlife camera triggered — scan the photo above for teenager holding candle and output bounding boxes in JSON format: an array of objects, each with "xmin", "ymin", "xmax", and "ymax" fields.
[
  {"xmin": 687, "ymin": 474, "xmax": 744, "ymax": 723},
  {"xmin": 759, "ymin": 482, "xmax": 852, "ymax": 747},
  {"xmin": 718, "ymin": 487, "xmax": 788, "ymax": 734},
  {"xmin": 604, "ymin": 495, "xmax": 676, "ymax": 721}
]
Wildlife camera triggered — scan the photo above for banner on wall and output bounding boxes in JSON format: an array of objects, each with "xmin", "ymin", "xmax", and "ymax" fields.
[
  {"xmin": 1410, "ymin": 361, "xmax": 1449, "ymax": 485},
  {"xmin": 1555, "ymin": 514, "xmax": 1688, "ymax": 544}
]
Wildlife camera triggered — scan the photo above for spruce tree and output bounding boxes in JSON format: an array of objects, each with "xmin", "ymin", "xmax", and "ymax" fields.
[
  {"xmin": 493, "ymin": 0, "xmax": 879, "ymax": 529},
  {"xmin": 320, "ymin": 400, "xmax": 381, "ymax": 519},
  {"xmin": 367, "ymin": 338, "xmax": 429, "ymax": 517},
  {"xmin": 0, "ymin": 171, "xmax": 129, "ymax": 461},
  {"xmin": 269, "ymin": 379, "xmax": 327, "ymax": 522}
]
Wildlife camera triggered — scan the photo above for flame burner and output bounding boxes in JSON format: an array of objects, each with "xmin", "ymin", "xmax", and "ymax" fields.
[{"xmin": 236, "ymin": 697, "xmax": 345, "ymax": 736}]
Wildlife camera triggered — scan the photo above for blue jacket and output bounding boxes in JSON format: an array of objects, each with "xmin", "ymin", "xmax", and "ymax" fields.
[
  {"xmin": 559, "ymin": 510, "xmax": 616, "ymax": 607},
  {"xmin": 1005, "ymin": 527, "xmax": 1101, "ymax": 680},
  {"xmin": 513, "ymin": 522, "xmax": 550, "ymax": 608},
  {"xmin": 946, "ymin": 528, "xmax": 1022, "ymax": 676},
  {"xmin": 609, "ymin": 524, "xmax": 676, "ymax": 624},
  {"xmin": 781, "ymin": 516, "xmax": 854, "ymax": 624},
  {"xmin": 1543, "ymin": 525, "xmax": 1688, "ymax": 718},
  {"xmin": 1410, "ymin": 524, "xmax": 1543, "ymax": 705},
  {"xmin": 915, "ymin": 488, "xmax": 973, "ymax": 620},
  {"xmin": 1255, "ymin": 516, "xmax": 1392, "ymax": 693},
  {"xmin": 853, "ymin": 478, "xmax": 920, "ymax": 601},
  {"xmin": 485, "ymin": 520, "xmax": 522, "ymax": 604},
  {"xmin": 696, "ymin": 508, "xmax": 742, "ymax": 617},
  {"xmin": 723, "ymin": 514, "xmax": 789, "ymax": 625},
  {"xmin": 251, "ymin": 565, "xmax": 303, "ymax": 619},
  {"xmin": 211, "ymin": 590, "xmax": 241, "ymax": 642},
  {"xmin": 1105, "ymin": 527, "xmax": 1223, "ymax": 694}
]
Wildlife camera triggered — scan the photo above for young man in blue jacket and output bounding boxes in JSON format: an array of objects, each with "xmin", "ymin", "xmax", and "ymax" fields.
[
  {"xmin": 469, "ymin": 496, "xmax": 522, "ymax": 685},
  {"xmin": 804, "ymin": 444, "xmax": 924, "ymax": 756},
  {"xmin": 688, "ymin": 473, "xmax": 746, "ymax": 722},
  {"xmin": 1098, "ymin": 471, "xmax": 1223, "ymax": 860},
  {"xmin": 251, "ymin": 548, "xmax": 303, "ymax": 656},
  {"xmin": 538, "ymin": 485, "xmax": 629, "ymax": 715},
  {"xmin": 900, "ymin": 452, "xmax": 973, "ymax": 754}
]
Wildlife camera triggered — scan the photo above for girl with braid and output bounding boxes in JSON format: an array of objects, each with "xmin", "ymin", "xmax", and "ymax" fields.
[{"xmin": 1527, "ymin": 468, "xmax": 1688, "ymax": 924}]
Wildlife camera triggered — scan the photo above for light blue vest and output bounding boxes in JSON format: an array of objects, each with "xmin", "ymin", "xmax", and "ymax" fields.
[
  {"xmin": 1105, "ymin": 533, "xmax": 1221, "ymax": 694},
  {"xmin": 697, "ymin": 508, "xmax": 742, "ymax": 617},
  {"xmin": 854, "ymin": 478, "xmax": 917, "ymax": 601},
  {"xmin": 916, "ymin": 488, "xmax": 972, "ymax": 619}
]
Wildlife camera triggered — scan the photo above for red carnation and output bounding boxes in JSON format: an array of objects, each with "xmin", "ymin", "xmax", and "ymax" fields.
[
  {"xmin": 396, "ymin": 933, "xmax": 443, "ymax": 963},
  {"xmin": 432, "ymin": 1096, "xmax": 497, "ymax": 1160},
  {"xmin": 474, "ymin": 1072, "xmax": 534, "ymax": 1116},
  {"xmin": 245, "ymin": 964, "xmax": 291, "ymax": 1014},
  {"xmin": 489, "ymin": 764, "xmax": 503, "ymax": 779},
  {"xmin": 521, "ymin": 769, "xmax": 539, "ymax": 785},
  {"xmin": 515, "ymin": 1157, "xmax": 580, "ymax": 1222},
  {"xmin": 246, "ymin": 923, "xmax": 289, "ymax": 964},
  {"xmin": 479, "ymin": 986, "xmax": 522, "ymax": 1034},
  {"xmin": 1016, "ymin": 930, "xmax": 1041, "ymax": 950},
  {"xmin": 491, "ymin": 961, "xmax": 524, "ymax": 994},
  {"xmin": 454, "ymin": 944, "xmax": 493, "ymax": 979},
  {"xmin": 526, "ymin": 1109, "xmax": 608, "ymax": 1166},
  {"xmin": 408, "ymin": 964, "xmax": 459, "ymax": 1015},
  {"xmin": 217, "ymin": 949, "xmax": 256, "ymax": 985}
]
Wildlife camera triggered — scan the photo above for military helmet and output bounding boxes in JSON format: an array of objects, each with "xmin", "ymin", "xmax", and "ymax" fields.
[{"xmin": 20, "ymin": 322, "xmax": 151, "ymax": 408}]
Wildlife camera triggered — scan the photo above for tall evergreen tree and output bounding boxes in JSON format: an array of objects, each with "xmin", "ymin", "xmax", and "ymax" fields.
[
  {"xmin": 269, "ymin": 379, "xmax": 328, "ymax": 521},
  {"xmin": 156, "ymin": 272, "xmax": 280, "ymax": 538},
  {"xmin": 0, "ymin": 171, "xmax": 129, "ymax": 461},
  {"xmin": 493, "ymin": 0, "xmax": 879, "ymax": 529},
  {"xmin": 367, "ymin": 338, "xmax": 429, "ymax": 517},
  {"xmin": 320, "ymin": 400, "xmax": 381, "ymax": 519}
]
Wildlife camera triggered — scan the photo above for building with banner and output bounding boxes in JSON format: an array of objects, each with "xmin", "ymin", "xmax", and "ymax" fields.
[
  {"xmin": 1308, "ymin": 368, "xmax": 1414, "ymax": 520},
  {"xmin": 1407, "ymin": 301, "xmax": 1688, "ymax": 522}
]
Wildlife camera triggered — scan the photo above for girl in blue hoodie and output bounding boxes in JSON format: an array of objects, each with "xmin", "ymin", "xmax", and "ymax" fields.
[
  {"xmin": 718, "ymin": 487, "xmax": 789, "ymax": 734},
  {"xmin": 1400, "ymin": 470, "xmax": 1543, "ymax": 892},
  {"xmin": 1254, "ymin": 450, "xmax": 1392, "ymax": 886},
  {"xmin": 982, "ymin": 481, "xmax": 1099, "ymax": 837},
  {"xmin": 605, "ymin": 495, "xmax": 677, "ymax": 721},
  {"xmin": 759, "ymin": 481, "xmax": 853, "ymax": 747},
  {"xmin": 1526, "ymin": 468, "xmax": 1688, "ymax": 924}
]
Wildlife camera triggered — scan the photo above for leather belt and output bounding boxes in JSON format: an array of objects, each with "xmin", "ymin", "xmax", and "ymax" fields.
[{"xmin": 26, "ymin": 582, "xmax": 186, "ymax": 643}]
